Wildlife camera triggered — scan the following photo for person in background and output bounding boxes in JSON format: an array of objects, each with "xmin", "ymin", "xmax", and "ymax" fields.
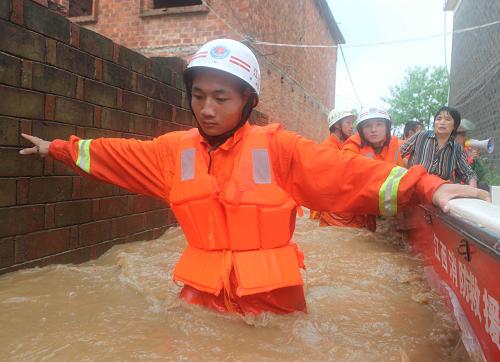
[
  {"xmin": 310, "ymin": 110, "xmax": 355, "ymax": 220},
  {"xmin": 399, "ymin": 120, "xmax": 424, "ymax": 166},
  {"xmin": 403, "ymin": 120, "xmax": 424, "ymax": 141},
  {"xmin": 335, "ymin": 106, "xmax": 403, "ymax": 231},
  {"xmin": 400, "ymin": 106, "xmax": 477, "ymax": 187},
  {"xmin": 343, "ymin": 106, "xmax": 404, "ymax": 166},
  {"xmin": 455, "ymin": 119, "xmax": 488, "ymax": 189},
  {"xmin": 19, "ymin": 40, "xmax": 488, "ymax": 316}
]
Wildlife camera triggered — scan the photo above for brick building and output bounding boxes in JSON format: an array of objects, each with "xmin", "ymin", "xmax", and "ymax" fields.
[
  {"xmin": 49, "ymin": 0, "xmax": 345, "ymax": 141},
  {"xmin": 445, "ymin": 0, "xmax": 500, "ymax": 173}
]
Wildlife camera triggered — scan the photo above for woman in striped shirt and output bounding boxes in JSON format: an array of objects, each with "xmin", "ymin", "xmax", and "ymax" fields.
[{"xmin": 400, "ymin": 106, "xmax": 477, "ymax": 187}]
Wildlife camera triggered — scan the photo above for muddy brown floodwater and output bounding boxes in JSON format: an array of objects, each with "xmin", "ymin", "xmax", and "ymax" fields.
[{"xmin": 0, "ymin": 216, "xmax": 470, "ymax": 361}]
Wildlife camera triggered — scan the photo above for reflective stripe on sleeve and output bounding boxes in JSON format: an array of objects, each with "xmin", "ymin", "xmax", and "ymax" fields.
[
  {"xmin": 378, "ymin": 166, "xmax": 407, "ymax": 216},
  {"xmin": 76, "ymin": 139, "xmax": 92, "ymax": 173}
]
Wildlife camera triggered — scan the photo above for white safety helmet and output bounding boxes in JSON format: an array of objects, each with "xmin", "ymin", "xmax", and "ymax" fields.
[
  {"xmin": 186, "ymin": 39, "xmax": 260, "ymax": 96},
  {"xmin": 327, "ymin": 110, "xmax": 356, "ymax": 129},
  {"xmin": 357, "ymin": 106, "xmax": 391, "ymax": 127}
]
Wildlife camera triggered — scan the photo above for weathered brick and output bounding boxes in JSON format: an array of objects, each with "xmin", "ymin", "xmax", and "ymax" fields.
[
  {"xmin": 137, "ymin": 75, "xmax": 158, "ymax": 99},
  {"xmin": 44, "ymin": 94, "xmax": 55, "ymax": 120},
  {"xmin": 111, "ymin": 213, "xmax": 146, "ymax": 238},
  {"xmin": 16, "ymin": 177, "xmax": 28, "ymax": 204},
  {"xmin": 0, "ymin": 147, "xmax": 43, "ymax": 176},
  {"xmin": 32, "ymin": 120, "xmax": 75, "ymax": 141},
  {"xmin": 0, "ymin": 178, "xmax": 16, "ymax": 207},
  {"xmin": 0, "ymin": 204, "xmax": 45, "ymax": 237},
  {"xmin": 0, "ymin": 19, "xmax": 45, "ymax": 61},
  {"xmin": 0, "ymin": 84, "xmax": 44, "ymax": 118},
  {"xmin": 145, "ymin": 208, "xmax": 170, "ymax": 229},
  {"xmin": 0, "ymin": 51, "xmax": 21, "ymax": 86},
  {"xmin": 79, "ymin": 27, "xmax": 114, "ymax": 61},
  {"xmin": 79, "ymin": 220, "xmax": 111, "ymax": 246},
  {"xmin": 122, "ymin": 91, "xmax": 147, "ymax": 115},
  {"xmin": 28, "ymin": 176, "xmax": 73, "ymax": 203},
  {"xmin": 127, "ymin": 229, "xmax": 155, "ymax": 243},
  {"xmin": 151, "ymin": 58, "xmax": 173, "ymax": 86},
  {"xmin": 0, "ymin": 116, "xmax": 19, "ymax": 146},
  {"xmin": 84, "ymin": 79, "xmax": 117, "ymax": 108},
  {"xmin": 54, "ymin": 97, "xmax": 93, "ymax": 126},
  {"xmin": 24, "ymin": 227, "xmax": 70, "ymax": 260},
  {"xmin": 83, "ymin": 127, "xmax": 120, "ymax": 139},
  {"xmin": 56, "ymin": 42, "xmax": 95, "ymax": 78},
  {"xmin": 119, "ymin": 46, "xmax": 148, "ymax": 74},
  {"xmin": 97, "ymin": 196, "xmax": 129, "ymax": 219},
  {"xmin": 130, "ymin": 195, "xmax": 166, "ymax": 213},
  {"xmin": 79, "ymin": 177, "xmax": 114, "ymax": 199},
  {"xmin": 0, "ymin": 0, "xmax": 10, "ymax": 20},
  {"xmin": 32, "ymin": 63, "xmax": 76, "ymax": 97},
  {"xmin": 23, "ymin": 0, "xmax": 70, "ymax": 43},
  {"xmin": 152, "ymin": 100, "xmax": 172, "ymax": 121},
  {"xmin": 0, "ymin": 237, "xmax": 15, "ymax": 268},
  {"xmin": 131, "ymin": 114, "xmax": 157, "ymax": 136},
  {"xmin": 102, "ymin": 61, "xmax": 134, "ymax": 90},
  {"xmin": 54, "ymin": 199, "xmax": 93, "ymax": 227},
  {"xmin": 159, "ymin": 85, "xmax": 182, "ymax": 106},
  {"xmin": 100, "ymin": 107, "xmax": 132, "ymax": 132}
]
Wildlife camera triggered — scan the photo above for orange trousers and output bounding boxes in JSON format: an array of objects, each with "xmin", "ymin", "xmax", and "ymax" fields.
[{"xmin": 179, "ymin": 269, "xmax": 307, "ymax": 315}]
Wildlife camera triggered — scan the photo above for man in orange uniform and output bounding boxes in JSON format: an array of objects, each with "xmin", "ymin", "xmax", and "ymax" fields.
[
  {"xmin": 310, "ymin": 110, "xmax": 355, "ymax": 220},
  {"xmin": 20, "ymin": 39, "xmax": 488, "ymax": 316}
]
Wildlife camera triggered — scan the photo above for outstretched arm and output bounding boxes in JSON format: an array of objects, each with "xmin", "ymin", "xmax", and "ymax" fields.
[
  {"xmin": 272, "ymin": 130, "xmax": 489, "ymax": 216},
  {"xmin": 19, "ymin": 132, "xmax": 179, "ymax": 201}
]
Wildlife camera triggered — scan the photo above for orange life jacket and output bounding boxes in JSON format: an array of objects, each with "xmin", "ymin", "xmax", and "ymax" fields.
[
  {"xmin": 169, "ymin": 124, "xmax": 304, "ymax": 297},
  {"xmin": 343, "ymin": 134, "xmax": 404, "ymax": 166}
]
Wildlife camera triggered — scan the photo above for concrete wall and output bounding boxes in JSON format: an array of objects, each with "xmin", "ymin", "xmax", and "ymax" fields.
[
  {"xmin": 448, "ymin": 0, "xmax": 500, "ymax": 172},
  {"xmin": 50, "ymin": 0, "xmax": 340, "ymax": 141},
  {"xmin": 0, "ymin": 0, "xmax": 273, "ymax": 274}
]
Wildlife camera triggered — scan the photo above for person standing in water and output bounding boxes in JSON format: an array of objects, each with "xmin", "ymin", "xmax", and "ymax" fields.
[
  {"xmin": 338, "ymin": 107, "xmax": 404, "ymax": 231},
  {"xmin": 310, "ymin": 110, "xmax": 355, "ymax": 220},
  {"xmin": 19, "ymin": 39, "xmax": 489, "ymax": 315}
]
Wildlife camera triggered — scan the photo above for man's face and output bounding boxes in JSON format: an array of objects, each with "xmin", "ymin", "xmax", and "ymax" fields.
[
  {"xmin": 191, "ymin": 69, "xmax": 248, "ymax": 137},
  {"xmin": 340, "ymin": 118, "xmax": 354, "ymax": 137},
  {"xmin": 361, "ymin": 118, "xmax": 387, "ymax": 145}
]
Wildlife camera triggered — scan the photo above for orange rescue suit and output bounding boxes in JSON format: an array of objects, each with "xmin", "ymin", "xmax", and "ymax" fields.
[
  {"xmin": 170, "ymin": 125, "xmax": 304, "ymax": 299},
  {"xmin": 343, "ymin": 134, "xmax": 404, "ymax": 166},
  {"xmin": 48, "ymin": 122, "xmax": 445, "ymax": 315},
  {"xmin": 310, "ymin": 134, "xmax": 344, "ymax": 220},
  {"xmin": 337, "ymin": 134, "xmax": 405, "ymax": 231}
]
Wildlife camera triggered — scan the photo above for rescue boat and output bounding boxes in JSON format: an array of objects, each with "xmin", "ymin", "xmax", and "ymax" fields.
[{"xmin": 404, "ymin": 199, "xmax": 500, "ymax": 361}]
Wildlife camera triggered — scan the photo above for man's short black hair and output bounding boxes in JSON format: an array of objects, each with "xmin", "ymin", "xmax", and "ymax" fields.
[{"xmin": 403, "ymin": 120, "xmax": 423, "ymax": 138}]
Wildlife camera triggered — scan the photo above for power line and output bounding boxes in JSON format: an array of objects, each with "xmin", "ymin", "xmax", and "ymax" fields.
[
  {"xmin": 338, "ymin": 44, "xmax": 362, "ymax": 108},
  {"xmin": 252, "ymin": 19, "xmax": 500, "ymax": 49}
]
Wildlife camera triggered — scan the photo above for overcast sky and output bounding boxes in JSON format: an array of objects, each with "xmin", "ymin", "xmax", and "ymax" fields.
[{"xmin": 326, "ymin": 0, "xmax": 453, "ymax": 111}]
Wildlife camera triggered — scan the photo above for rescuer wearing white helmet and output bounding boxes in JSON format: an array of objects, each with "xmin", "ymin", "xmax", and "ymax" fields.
[
  {"xmin": 19, "ymin": 39, "xmax": 490, "ymax": 317},
  {"xmin": 183, "ymin": 38, "xmax": 260, "ymax": 146},
  {"xmin": 323, "ymin": 110, "xmax": 356, "ymax": 149},
  {"xmin": 341, "ymin": 106, "xmax": 404, "ymax": 231}
]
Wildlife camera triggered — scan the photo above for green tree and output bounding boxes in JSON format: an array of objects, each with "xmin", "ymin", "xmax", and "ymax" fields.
[{"xmin": 382, "ymin": 66, "xmax": 449, "ymax": 129}]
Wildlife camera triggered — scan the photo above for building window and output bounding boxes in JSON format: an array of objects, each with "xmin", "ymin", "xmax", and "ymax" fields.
[
  {"xmin": 153, "ymin": 0, "xmax": 202, "ymax": 8},
  {"xmin": 140, "ymin": 0, "xmax": 208, "ymax": 17},
  {"xmin": 68, "ymin": 0, "xmax": 93, "ymax": 17}
]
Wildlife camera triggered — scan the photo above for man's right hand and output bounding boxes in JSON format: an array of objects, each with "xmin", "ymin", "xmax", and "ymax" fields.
[{"xmin": 19, "ymin": 133, "xmax": 51, "ymax": 157}]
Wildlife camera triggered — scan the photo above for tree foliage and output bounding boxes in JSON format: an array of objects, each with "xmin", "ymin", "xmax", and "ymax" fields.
[{"xmin": 382, "ymin": 66, "xmax": 449, "ymax": 129}]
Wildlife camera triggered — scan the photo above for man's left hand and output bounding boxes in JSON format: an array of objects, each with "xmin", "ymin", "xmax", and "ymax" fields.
[{"xmin": 432, "ymin": 183, "xmax": 490, "ymax": 213}]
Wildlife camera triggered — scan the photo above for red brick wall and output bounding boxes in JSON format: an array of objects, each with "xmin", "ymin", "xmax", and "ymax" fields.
[
  {"xmin": 50, "ymin": 0, "xmax": 338, "ymax": 141},
  {"xmin": 0, "ymin": 0, "xmax": 232, "ymax": 274}
]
